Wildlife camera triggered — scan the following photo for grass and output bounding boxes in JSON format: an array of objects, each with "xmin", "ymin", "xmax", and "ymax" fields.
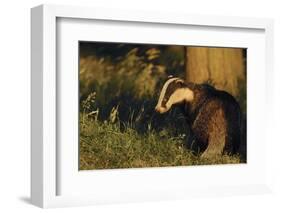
[{"xmin": 79, "ymin": 114, "xmax": 242, "ymax": 170}]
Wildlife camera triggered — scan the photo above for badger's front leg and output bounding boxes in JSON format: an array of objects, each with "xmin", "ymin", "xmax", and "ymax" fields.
[
  {"xmin": 200, "ymin": 108, "xmax": 227, "ymax": 159},
  {"xmin": 200, "ymin": 136, "xmax": 225, "ymax": 159}
]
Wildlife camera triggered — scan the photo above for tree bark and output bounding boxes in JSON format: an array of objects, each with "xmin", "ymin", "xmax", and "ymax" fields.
[{"xmin": 185, "ymin": 47, "xmax": 245, "ymax": 96}]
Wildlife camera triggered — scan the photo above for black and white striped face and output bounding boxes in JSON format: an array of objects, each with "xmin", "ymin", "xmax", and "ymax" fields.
[{"xmin": 155, "ymin": 77, "xmax": 194, "ymax": 114}]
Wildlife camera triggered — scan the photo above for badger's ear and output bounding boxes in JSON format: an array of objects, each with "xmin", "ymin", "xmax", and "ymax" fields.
[
  {"xmin": 175, "ymin": 79, "xmax": 185, "ymax": 86},
  {"xmin": 167, "ymin": 75, "xmax": 174, "ymax": 79}
]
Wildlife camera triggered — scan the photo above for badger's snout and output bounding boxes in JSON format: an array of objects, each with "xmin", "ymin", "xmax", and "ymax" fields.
[{"xmin": 155, "ymin": 106, "xmax": 168, "ymax": 114}]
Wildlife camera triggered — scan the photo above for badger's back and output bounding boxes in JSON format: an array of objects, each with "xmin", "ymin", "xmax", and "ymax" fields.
[{"xmin": 185, "ymin": 85, "xmax": 241, "ymax": 154}]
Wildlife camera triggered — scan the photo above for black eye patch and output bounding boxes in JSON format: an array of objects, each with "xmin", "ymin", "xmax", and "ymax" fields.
[{"xmin": 161, "ymin": 81, "xmax": 183, "ymax": 107}]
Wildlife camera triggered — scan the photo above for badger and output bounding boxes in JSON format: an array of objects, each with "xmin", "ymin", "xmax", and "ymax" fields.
[{"xmin": 155, "ymin": 76, "xmax": 241, "ymax": 158}]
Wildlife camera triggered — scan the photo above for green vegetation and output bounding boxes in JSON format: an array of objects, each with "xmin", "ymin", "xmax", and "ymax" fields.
[{"xmin": 80, "ymin": 113, "xmax": 241, "ymax": 170}]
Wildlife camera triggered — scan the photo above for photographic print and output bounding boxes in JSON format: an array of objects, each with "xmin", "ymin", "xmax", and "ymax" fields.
[{"xmin": 79, "ymin": 42, "xmax": 247, "ymax": 170}]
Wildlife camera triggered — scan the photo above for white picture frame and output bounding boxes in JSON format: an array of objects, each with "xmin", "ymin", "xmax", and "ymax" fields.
[{"xmin": 31, "ymin": 4, "xmax": 274, "ymax": 208}]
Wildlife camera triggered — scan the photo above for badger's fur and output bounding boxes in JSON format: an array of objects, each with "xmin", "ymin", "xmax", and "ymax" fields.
[{"xmin": 155, "ymin": 77, "xmax": 241, "ymax": 158}]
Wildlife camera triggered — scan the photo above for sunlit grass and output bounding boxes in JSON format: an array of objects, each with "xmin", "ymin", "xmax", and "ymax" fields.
[{"xmin": 79, "ymin": 114, "xmax": 241, "ymax": 170}]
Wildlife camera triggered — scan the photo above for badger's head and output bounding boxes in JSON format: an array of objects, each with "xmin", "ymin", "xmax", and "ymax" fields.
[{"xmin": 155, "ymin": 77, "xmax": 194, "ymax": 114}]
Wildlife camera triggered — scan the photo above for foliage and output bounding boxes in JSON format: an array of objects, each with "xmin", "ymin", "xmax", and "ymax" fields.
[{"xmin": 80, "ymin": 113, "xmax": 241, "ymax": 170}]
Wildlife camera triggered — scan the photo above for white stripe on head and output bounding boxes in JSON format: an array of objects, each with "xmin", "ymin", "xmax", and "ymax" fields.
[
  {"xmin": 155, "ymin": 78, "xmax": 193, "ymax": 114},
  {"xmin": 156, "ymin": 77, "xmax": 180, "ymax": 109}
]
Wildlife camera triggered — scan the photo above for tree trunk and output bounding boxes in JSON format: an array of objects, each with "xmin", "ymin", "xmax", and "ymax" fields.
[{"xmin": 185, "ymin": 47, "xmax": 245, "ymax": 96}]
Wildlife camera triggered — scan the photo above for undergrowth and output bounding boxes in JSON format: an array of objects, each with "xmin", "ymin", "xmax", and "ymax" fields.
[{"xmin": 79, "ymin": 114, "xmax": 241, "ymax": 170}]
